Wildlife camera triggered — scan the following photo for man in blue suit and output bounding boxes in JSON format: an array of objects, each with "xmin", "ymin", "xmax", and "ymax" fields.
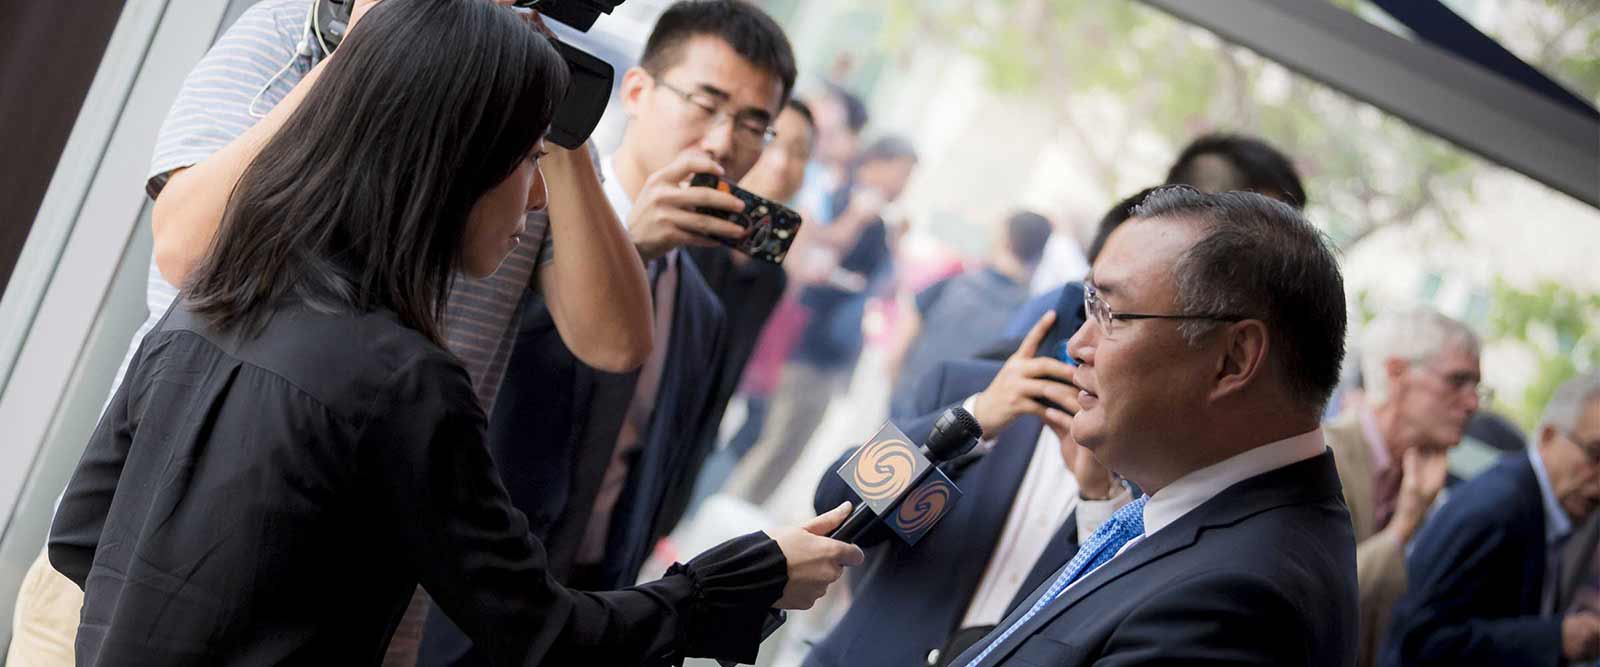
[
  {"xmin": 421, "ymin": 3, "xmax": 800, "ymax": 664},
  {"xmin": 1383, "ymin": 372, "xmax": 1600, "ymax": 666},
  {"xmin": 950, "ymin": 186, "xmax": 1356, "ymax": 666},
  {"xmin": 809, "ymin": 283, "xmax": 1129, "ymax": 667}
]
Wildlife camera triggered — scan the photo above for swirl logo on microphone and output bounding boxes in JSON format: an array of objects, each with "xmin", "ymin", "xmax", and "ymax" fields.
[
  {"xmin": 834, "ymin": 421, "xmax": 965, "ymax": 546},
  {"xmin": 895, "ymin": 478, "xmax": 951, "ymax": 532},
  {"xmin": 852, "ymin": 437, "xmax": 918, "ymax": 503},
  {"xmin": 889, "ymin": 469, "xmax": 962, "ymax": 546},
  {"xmin": 838, "ymin": 423, "xmax": 930, "ymax": 515}
]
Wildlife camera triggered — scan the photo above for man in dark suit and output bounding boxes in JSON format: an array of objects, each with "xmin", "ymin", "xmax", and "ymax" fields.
[
  {"xmin": 950, "ymin": 186, "xmax": 1357, "ymax": 666},
  {"xmin": 679, "ymin": 98, "xmax": 817, "ymax": 517},
  {"xmin": 808, "ymin": 286, "xmax": 1127, "ymax": 667},
  {"xmin": 421, "ymin": 3, "xmax": 800, "ymax": 664},
  {"xmin": 1382, "ymin": 372, "xmax": 1600, "ymax": 666}
]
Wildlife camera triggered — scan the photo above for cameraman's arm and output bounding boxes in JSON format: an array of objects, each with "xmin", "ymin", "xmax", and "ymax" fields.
[
  {"xmin": 537, "ymin": 146, "xmax": 654, "ymax": 372},
  {"xmin": 149, "ymin": 1, "xmax": 401, "ymax": 288},
  {"xmin": 150, "ymin": 59, "xmax": 328, "ymax": 287}
]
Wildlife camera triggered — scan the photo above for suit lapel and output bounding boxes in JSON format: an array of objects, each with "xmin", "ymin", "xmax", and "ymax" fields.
[
  {"xmin": 1325, "ymin": 416, "xmax": 1376, "ymax": 540},
  {"xmin": 610, "ymin": 255, "xmax": 726, "ymax": 581},
  {"xmin": 978, "ymin": 515, "xmax": 1205, "ymax": 665},
  {"xmin": 975, "ymin": 451, "xmax": 1345, "ymax": 666},
  {"xmin": 955, "ymin": 557, "xmax": 1072, "ymax": 667}
]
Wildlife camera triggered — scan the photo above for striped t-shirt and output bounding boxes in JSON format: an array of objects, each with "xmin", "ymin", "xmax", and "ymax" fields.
[{"xmin": 117, "ymin": 0, "xmax": 553, "ymax": 415}]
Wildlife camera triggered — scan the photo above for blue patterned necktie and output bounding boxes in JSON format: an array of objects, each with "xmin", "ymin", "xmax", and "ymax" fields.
[{"xmin": 963, "ymin": 496, "xmax": 1149, "ymax": 667}]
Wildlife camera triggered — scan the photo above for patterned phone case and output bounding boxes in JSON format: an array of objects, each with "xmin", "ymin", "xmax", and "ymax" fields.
[{"xmin": 690, "ymin": 173, "xmax": 803, "ymax": 264}]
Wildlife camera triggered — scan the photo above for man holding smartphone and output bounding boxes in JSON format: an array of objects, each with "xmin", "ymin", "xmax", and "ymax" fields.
[
  {"xmin": 420, "ymin": 2, "xmax": 805, "ymax": 664},
  {"xmin": 805, "ymin": 198, "xmax": 1137, "ymax": 667}
]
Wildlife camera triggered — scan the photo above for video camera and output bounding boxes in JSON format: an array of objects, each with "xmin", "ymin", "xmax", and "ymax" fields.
[
  {"xmin": 313, "ymin": 0, "xmax": 620, "ymax": 149},
  {"xmin": 510, "ymin": 0, "xmax": 623, "ymax": 31}
]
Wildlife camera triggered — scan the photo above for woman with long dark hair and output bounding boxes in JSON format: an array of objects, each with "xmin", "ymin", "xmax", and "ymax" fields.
[{"xmin": 47, "ymin": 1, "xmax": 860, "ymax": 664}]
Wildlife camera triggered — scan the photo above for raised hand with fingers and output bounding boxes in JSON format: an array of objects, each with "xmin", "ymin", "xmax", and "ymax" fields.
[
  {"xmin": 627, "ymin": 151, "xmax": 749, "ymax": 262},
  {"xmin": 769, "ymin": 502, "xmax": 866, "ymax": 610},
  {"xmin": 971, "ymin": 310, "xmax": 1081, "ymax": 439},
  {"xmin": 1389, "ymin": 445, "xmax": 1451, "ymax": 542},
  {"xmin": 1561, "ymin": 612, "xmax": 1600, "ymax": 662}
]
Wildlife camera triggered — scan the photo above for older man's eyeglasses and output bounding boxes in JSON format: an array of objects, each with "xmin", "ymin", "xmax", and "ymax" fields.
[
  {"xmin": 1414, "ymin": 366, "xmax": 1494, "ymax": 406},
  {"xmin": 655, "ymin": 79, "xmax": 777, "ymax": 149},
  {"xmin": 1082, "ymin": 282, "xmax": 1250, "ymax": 336},
  {"xmin": 1560, "ymin": 431, "xmax": 1600, "ymax": 465}
]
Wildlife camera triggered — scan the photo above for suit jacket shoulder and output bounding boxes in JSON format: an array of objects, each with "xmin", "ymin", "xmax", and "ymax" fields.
[
  {"xmin": 956, "ymin": 452, "xmax": 1358, "ymax": 667},
  {"xmin": 1324, "ymin": 414, "xmax": 1376, "ymax": 541},
  {"xmin": 1382, "ymin": 454, "xmax": 1558, "ymax": 667}
]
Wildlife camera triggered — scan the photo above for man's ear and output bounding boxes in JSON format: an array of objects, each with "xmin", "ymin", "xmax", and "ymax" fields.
[
  {"xmin": 618, "ymin": 67, "xmax": 652, "ymax": 118},
  {"xmin": 1384, "ymin": 356, "xmax": 1410, "ymax": 392},
  {"xmin": 1537, "ymin": 424, "xmax": 1562, "ymax": 452},
  {"xmin": 1213, "ymin": 320, "xmax": 1269, "ymax": 401}
]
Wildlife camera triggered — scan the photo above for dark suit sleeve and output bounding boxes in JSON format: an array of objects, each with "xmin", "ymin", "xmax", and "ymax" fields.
[
  {"xmin": 366, "ymin": 352, "xmax": 786, "ymax": 666},
  {"xmin": 48, "ymin": 359, "xmax": 138, "ymax": 588},
  {"xmin": 1388, "ymin": 521, "xmax": 1562, "ymax": 666},
  {"xmin": 1094, "ymin": 571, "xmax": 1313, "ymax": 666},
  {"xmin": 897, "ymin": 361, "xmax": 964, "ymax": 447}
]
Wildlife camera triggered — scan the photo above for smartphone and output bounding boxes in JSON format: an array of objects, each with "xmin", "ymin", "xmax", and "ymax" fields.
[
  {"xmin": 1056, "ymin": 339, "xmax": 1079, "ymax": 367},
  {"xmin": 689, "ymin": 173, "xmax": 803, "ymax": 264},
  {"xmin": 1037, "ymin": 339, "xmax": 1080, "ymax": 414}
]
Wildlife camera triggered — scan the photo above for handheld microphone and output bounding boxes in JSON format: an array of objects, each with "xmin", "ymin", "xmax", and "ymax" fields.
[
  {"xmin": 827, "ymin": 407, "xmax": 983, "ymax": 543},
  {"xmin": 722, "ymin": 408, "xmax": 984, "ymax": 666}
]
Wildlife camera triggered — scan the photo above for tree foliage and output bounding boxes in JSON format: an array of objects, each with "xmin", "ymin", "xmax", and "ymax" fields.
[
  {"xmin": 1485, "ymin": 279, "xmax": 1600, "ymax": 430},
  {"xmin": 874, "ymin": 0, "xmax": 1488, "ymax": 251}
]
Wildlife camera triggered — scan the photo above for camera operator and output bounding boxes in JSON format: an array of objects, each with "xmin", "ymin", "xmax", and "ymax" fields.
[
  {"xmin": 10, "ymin": 0, "xmax": 651, "ymax": 664},
  {"xmin": 421, "ymin": 1, "xmax": 814, "ymax": 664}
]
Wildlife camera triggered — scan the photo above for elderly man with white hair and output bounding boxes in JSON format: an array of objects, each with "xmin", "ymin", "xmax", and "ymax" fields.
[
  {"xmin": 1383, "ymin": 372, "xmax": 1600, "ymax": 666},
  {"xmin": 1324, "ymin": 307, "xmax": 1487, "ymax": 667}
]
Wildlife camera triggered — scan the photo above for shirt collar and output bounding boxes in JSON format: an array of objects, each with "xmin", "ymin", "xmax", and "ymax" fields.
[
  {"xmin": 600, "ymin": 154, "xmax": 673, "ymax": 270},
  {"xmin": 1528, "ymin": 446, "xmax": 1574, "ymax": 545},
  {"xmin": 1358, "ymin": 408, "xmax": 1393, "ymax": 472},
  {"xmin": 1142, "ymin": 428, "xmax": 1328, "ymax": 538},
  {"xmin": 599, "ymin": 154, "xmax": 633, "ymax": 223}
]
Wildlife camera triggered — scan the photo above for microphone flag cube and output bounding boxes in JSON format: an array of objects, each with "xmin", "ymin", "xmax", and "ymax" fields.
[
  {"xmin": 835, "ymin": 421, "xmax": 963, "ymax": 545},
  {"xmin": 838, "ymin": 422, "xmax": 929, "ymax": 515},
  {"xmin": 888, "ymin": 467, "xmax": 962, "ymax": 546}
]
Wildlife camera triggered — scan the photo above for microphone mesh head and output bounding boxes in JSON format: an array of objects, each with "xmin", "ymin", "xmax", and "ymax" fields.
[{"xmin": 925, "ymin": 407, "xmax": 983, "ymax": 462}]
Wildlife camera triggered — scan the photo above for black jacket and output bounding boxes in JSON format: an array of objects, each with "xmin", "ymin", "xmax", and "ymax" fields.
[
  {"xmin": 1382, "ymin": 453, "xmax": 1564, "ymax": 667},
  {"xmin": 49, "ymin": 302, "xmax": 782, "ymax": 666}
]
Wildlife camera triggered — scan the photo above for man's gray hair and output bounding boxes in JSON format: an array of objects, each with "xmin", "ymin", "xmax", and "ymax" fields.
[
  {"xmin": 1359, "ymin": 308, "xmax": 1480, "ymax": 405},
  {"xmin": 1539, "ymin": 371, "xmax": 1600, "ymax": 437}
]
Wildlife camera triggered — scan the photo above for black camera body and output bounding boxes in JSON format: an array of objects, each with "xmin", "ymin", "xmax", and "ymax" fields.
[
  {"xmin": 313, "ymin": 0, "xmax": 618, "ymax": 149},
  {"xmin": 512, "ymin": 0, "xmax": 624, "ymax": 31}
]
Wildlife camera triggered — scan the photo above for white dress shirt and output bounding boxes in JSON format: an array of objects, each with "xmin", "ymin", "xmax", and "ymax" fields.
[
  {"xmin": 576, "ymin": 156, "xmax": 680, "ymax": 564},
  {"xmin": 1056, "ymin": 427, "xmax": 1328, "ymax": 598},
  {"xmin": 1529, "ymin": 445, "xmax": 1575, "ymax": 615},
  {"xmin": 957, "ymin": 395, "xmax": 1130, "ymax": 627}
]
